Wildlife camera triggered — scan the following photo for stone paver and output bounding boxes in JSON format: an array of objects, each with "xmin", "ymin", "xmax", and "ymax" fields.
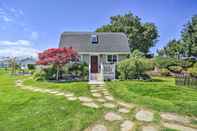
[
  {"xmin": 66, "ymin": 96, "xmax": 78, "ymax": 101},
  {"xmin": 120, "ymin": 120, "xmax": 134, "ymax": 131},
  {"xmin": 160, "ymin": 112, "xmax": 191, "ymax": 124},
  {"xmin": 48, "ymin": 90, "xmax": 59, "ymax": 94},
  {"xmin": 103, "ymin": 91, "xmax": 110, "ymax": 96},
  {"xmin": 91, "ymin": 124, "xmax": 108, "ymax": 131},
  {"xmin": 117, "ymin": 101, "xmax": 135, "ymax": 109},
  {"xmin": 163, "ymin": 122, "xmax": 197, "ymax": 131},
  {"xmin": 104, "ymin": 112, "xmax": 123, "ymax": 122},
  {"xmin": 78, "ymin": 96, "xmax": 93, "ymax": 102},
  {"xmin": 135, "ymin": 110, "xmax": 154, "ymax": 122},
  {"xmin": 105, "ymin": 96, "xmax": 114, "ymax": 101},
  {"xmin": 92, "ymin": 93, "xmax": 102, "ymax": 97},
  {"xmin": 82, "ymin": 102, "xmax": 99, "ymax": 108},
  {"xmin": 142, "ymin": 126, "xmax": 158, "ymax": 131},
  {"xmin": 118, "ymin": 108, "xmax": 130, "ymax": 113},
  {"xmin": 55, "ymin": 92, "xmax": 65, "ymax": 96},
  {"xmin": 103, "ymin": 103, "xmax": 116, "ymax": 109},
  {"xmin": 96, "ymin": 98, "xmax": 106, "ymax": 103},
  {"xmin": 64, "ymin": 93, "xmax": 74, "ymax": 97},
  {"xmin": 90, "ymin": 90, "xmax": 99, "ymax": 93}
]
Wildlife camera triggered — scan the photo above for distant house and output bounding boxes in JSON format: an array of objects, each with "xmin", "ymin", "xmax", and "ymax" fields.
[
  {"xmin": 59, "ymin": 32, "xmax": 130, "ymax": 84},
  {"xmin": 18, "ymin": 57, "xmax": 36, "ymax": 69},
  {"xmin": 0, "ymin": 57, "xmax": 10, "ymax": 68}
]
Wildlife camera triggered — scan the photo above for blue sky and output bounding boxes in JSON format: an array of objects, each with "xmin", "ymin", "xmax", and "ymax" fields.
[{"xmin": 0, "ymin": 0, "xmax": 196, "ymax": 57}]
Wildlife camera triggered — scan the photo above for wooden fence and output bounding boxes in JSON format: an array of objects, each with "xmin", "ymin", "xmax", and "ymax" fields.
[{"xmin": 175, "ymin": 76, "xmax": 197, "ymax": 88}]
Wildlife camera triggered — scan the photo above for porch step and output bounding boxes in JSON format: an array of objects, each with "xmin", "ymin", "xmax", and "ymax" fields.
[{"xmin": 88, "ymin": 80, "xmax": 104, "ymax": 85}]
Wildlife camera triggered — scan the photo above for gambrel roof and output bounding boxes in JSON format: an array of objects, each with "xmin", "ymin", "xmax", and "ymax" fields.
[{"xmin": 59, "ymin": 32, "xmax": 130, "ymax": 54}]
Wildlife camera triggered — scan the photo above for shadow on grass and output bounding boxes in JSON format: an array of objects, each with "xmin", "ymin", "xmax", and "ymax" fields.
[
  {"xmin": 147, "ymin": 78, "xmax": 166, "ymax": 82},
  {"xmin": 46, "ymin": 80, "xmax": 88, "ymax": 83}
]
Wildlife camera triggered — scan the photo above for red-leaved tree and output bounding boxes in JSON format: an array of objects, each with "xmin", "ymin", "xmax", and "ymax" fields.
[{"xmin": 37, "ymin": 47, "xmax": 79, "ymax": 80}]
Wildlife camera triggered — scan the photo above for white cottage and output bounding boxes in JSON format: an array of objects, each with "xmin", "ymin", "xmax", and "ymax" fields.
[{"xmin": 59, "ymin": 32, "xmax": 130, "ymax": 84}]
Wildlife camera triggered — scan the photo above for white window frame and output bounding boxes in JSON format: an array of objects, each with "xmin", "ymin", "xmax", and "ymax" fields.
[{"xmin": 106, "ymin": 54, "xmax": 118, "ymax": 63}]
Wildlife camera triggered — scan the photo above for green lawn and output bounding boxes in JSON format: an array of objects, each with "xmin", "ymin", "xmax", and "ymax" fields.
[
  {"xmin": 106, "ymin": 77, "xmax": 197, "ymax": 117},
  {"xmin": 1, "ymin": 69, "xmax": 197, "ymax": 130},
  {"xmin": 0, "ymin": 70, "xmax": 103, "ymax": 131},
  {"xmin": 23, "ymin": 79, "xmax": 91, "ymax": 97}
]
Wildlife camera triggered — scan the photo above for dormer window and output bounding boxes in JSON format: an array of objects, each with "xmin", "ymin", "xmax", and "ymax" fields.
[{"xmin": 91, "ymin": 35, "xmax": 98, "ymax": 44}]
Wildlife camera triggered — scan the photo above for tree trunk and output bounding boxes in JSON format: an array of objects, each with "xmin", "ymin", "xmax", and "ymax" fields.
[{"xmin": 56, "ymin": 66, "xmax": 59, "ymax": 81}]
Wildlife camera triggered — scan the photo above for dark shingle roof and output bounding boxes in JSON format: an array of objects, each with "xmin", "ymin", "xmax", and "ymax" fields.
[{"xmin": 59, "ymin": 32, "xmax": 130, "ymax": 53}]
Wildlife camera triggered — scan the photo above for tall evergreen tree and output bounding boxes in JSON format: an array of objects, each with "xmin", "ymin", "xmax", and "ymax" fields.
[{"xmin": 181, "ymin": 15, "xmax": 197, "ymax": 57}]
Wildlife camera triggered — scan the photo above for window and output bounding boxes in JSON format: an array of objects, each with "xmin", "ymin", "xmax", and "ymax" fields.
[
  {"xmin": 107, "ymin": 55, "xmax": 117, "ymax": 63},
  {"xmin": 91, "ymin": 35, "xmax": 98, "ymax": 44}
]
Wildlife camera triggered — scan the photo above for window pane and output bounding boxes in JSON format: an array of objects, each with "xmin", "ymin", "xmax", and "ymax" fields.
[
  {"xmin": 91, "ymin": 35, "xmax": 98, "ymax": 43},
  {"xmin": 113, "ymin": 55, "xmax": 117, "ymax": 62},
  {"xmin": 107, "ymin": 55, "xmax": 112, "ymax": 62}
]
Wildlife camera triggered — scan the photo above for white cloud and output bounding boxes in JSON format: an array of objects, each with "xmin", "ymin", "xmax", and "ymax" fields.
[
  {"xmin": 0, "ymin": 40, "xmax": 32, "ymax": 46},
  {"xmin": 0, "ymin": 46, "xmax": 39, "ymax": 58},
  {"xmin": 31, "ymin": 31, "xmax": 39, "ymax": 40},
  {"xmin": 0, "ymin": 39, "xmax": 39, "ymax": 58}
]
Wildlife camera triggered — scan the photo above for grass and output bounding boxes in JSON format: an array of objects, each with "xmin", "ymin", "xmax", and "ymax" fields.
[
  {"xmin": 106, "ymin": 77, "xmax": 197, "ymax": 117},
  {"xmin": 1, "ymin": 68, "xmax": 197, "ymax": 130},
  {"xmin": 23, "ymin": 79, "xmax": 91, "ymax": 96},
  {"xmin": 0, "ymin": 70, "xmax": 103, "ymax": 131}
]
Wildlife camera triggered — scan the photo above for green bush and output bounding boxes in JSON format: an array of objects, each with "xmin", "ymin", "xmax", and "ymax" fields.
[
  {"xmin": 33, "ymin": 69, "xmax": 46, "ymax": 81},
  {"xmin": 67, "ymin": 62, "xmax": 88, "ymax": 80},
  {"xmin": 117, "ymin": 56, "xmax": 153, "ymax": 80},
  {"xmin": 188, "ymin": 63, "xmax": 197, "ymax": 77},
  {"xmin": 179, "ymin": 60, "xmax": 193, "ymax": 69},
  {"xmin": 27, "ymin": 64, "xmax": 35, "ymax": 70},
  {"xmin": 154, "ymin": 56, "xmax": 178, "ymax": 69},
  {"xmin": 168, "ymin": 66, "xmax": 183, "ymax": 73},
  {"xmin": 32, "ymin": 66, "xmax": 57, "ymax": 81},
  {"xmin": 160, "ymin": 68, "xmax": 171, "ymax": 76}
]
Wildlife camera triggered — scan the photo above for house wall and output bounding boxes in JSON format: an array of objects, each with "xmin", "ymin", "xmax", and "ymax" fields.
[
  {"xmin": 80, "ymin": 54, "xmax": 128, "ymax": 64},
  {"xmin": 80, "ymin": 53, "xmax": 129, "ymax": 80}
]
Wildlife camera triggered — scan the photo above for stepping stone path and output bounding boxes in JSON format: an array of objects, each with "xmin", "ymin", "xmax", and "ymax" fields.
[
  {"xmin": 16, "ymin": 80, "xmax": 197, "ymax": 131},
  {"xmin": 104, "ymin": 96, "xmax": 114, "ymax": 101},
  {"xmin": 96, "ymin": 98, "xmax": 106, "ymax": 103},
  {"xmin": 142, "ymin": 126, "xmax": 158, "ymax": 131},
  {"xmin": 104, "ymin": 112, "xmax": 123, "ymax": 122},
  {"xmin": 160, "ymin": 112, "xmax": 191, "ymax": 124},
  {"xmin": 78, "ymin": 96, "xmax": 93, "ymax": 102},
  {"xmin": 67, "ymin": 96, "xmax": 78, "ymax": 101},
  {"xmin": 118, "ymin": 108, "xmax": 130, "ymax": 113},
  {"xmin": 135, "ymin": 110, "xmax": 154, "ymax": 122},
  {"xmin": 163, "ymin": 122, "xmax": 196, "ymax": 131},
  {"xmin": 120, "ymin": 120, "xmax": 134, "ymax": 131},
  {"xmin": 92, "ymin": 93, "xmax": 102, "ymax": 97},
  {"xmin": 117, "ymin": 101, "xmax": 135, "ymax": 109},
  {"xmin": 103, "ymin": 103, "xmax": 116, "ymax": 109},
  {"xmin": 91, "ymin": 124, "xmax": 107, "ymax": 131},
  {"xmin": 82, "ymin": 102, "xmax": 99, "ymax": 108}
]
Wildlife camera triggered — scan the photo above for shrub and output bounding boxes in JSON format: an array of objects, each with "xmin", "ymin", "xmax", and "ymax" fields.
[
  {"xmin": 43, "ymin": 66, "xmax": 57, "ymax": 80},
  {"xmin": 188, "ymin": 63, "xmax": 197, "ymax": 77},
  {"xmin": 67, "ymin": 62, "xmax": 88, "ymax": 80},
  {"xmin": 32, "ymin": 66, "xmax": 57, "ymax": 81},
  {"xmin": 160, "ymin": 68, "xmax": 171, "ymax": 76},
  {"xmin": 168, "ymin": 66, "xmax": 183, "ymax": 73},
  {"xmin": 27, "ymin": 64, "xmax": 35, "ymax": 70},
  {"xmin": 117, "ymin": 56, "xmax": 153, "ymax": 80},
  {"xmin": 154, "ymin": 56, "xmax": 178, "ymax": 69},
  {"xmin": 179, "ymin": 60, "xmax": 193, "ymax": 69},
  {"xmin": 33, "ymin": 69, "xmax": 46, "ymax": 81}
]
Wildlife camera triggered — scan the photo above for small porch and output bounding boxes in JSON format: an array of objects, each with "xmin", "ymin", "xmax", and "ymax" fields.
[{"xmin": 88, "ymin": 55, "xmax": 115, "ymax": 84}]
